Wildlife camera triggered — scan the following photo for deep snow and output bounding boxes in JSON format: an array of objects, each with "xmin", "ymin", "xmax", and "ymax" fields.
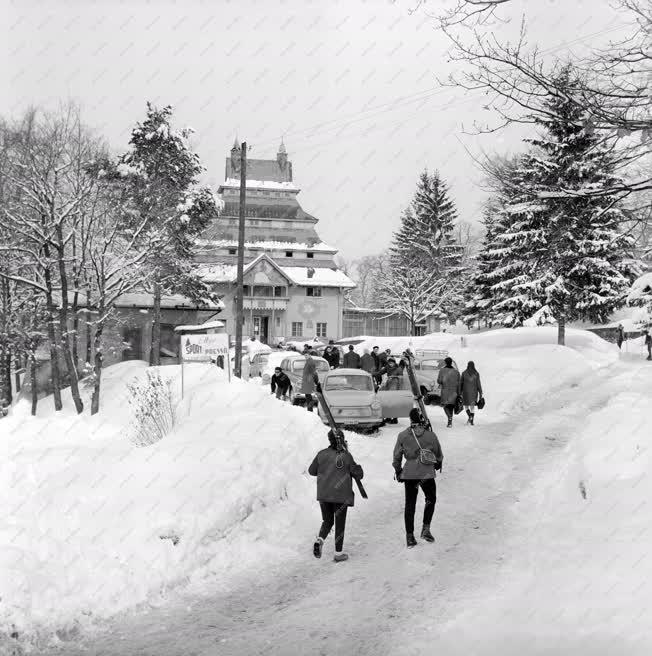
[{"xmin": 3, "ymin": 327, "xmax": 651, "ymax": 655}]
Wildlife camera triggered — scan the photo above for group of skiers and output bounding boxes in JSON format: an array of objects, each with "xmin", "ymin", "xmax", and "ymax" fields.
[{"xmin": 309, "ymin": 407, "xmax": 444, "ymax": 561}]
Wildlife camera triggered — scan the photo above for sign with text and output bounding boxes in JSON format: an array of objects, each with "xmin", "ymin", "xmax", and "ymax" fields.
[{"xmin": 180, "ymin": 333, "xmax": 229, "ymax": 361}]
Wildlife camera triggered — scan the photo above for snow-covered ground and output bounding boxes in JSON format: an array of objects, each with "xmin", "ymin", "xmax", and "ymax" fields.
[{"xmin": 2, "ymin": 327, "xmax": 651, "ymax": 654}]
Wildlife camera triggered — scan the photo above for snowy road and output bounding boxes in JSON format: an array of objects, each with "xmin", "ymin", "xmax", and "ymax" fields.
[{"xmin": 53, "ymin": 361, "xmax": 634, "ymax": 656}]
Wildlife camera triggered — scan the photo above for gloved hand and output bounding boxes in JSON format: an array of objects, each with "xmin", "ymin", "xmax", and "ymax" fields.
[
  {"xmin": 394, "ymin": 468, "xmax": 403, "ymax": 482},
  {"xmin": 435, "ymin": 461, "xmax": 442, "ymax": 472},
  {"xmin": 350, "ymin": 463, "xmax": 364, "ymax": 480}
]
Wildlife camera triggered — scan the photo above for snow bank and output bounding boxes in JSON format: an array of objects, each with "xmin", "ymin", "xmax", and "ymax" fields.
[
  {"xmin": 439, "ymin": 363, "xmax": 652, "ymax": 652},
  {"xmin": 350, "ymin": 328, "xmax": 618, "ymax": 421},
  {"xmin": 1, "ymin": 361, "xmax": 324, "ymax": 640}
]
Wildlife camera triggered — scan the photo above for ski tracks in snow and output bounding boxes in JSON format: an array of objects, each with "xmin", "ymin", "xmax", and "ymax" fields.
[{"xmin": 55, "ymin": 361, "xmax": 629, "ymax": 656}]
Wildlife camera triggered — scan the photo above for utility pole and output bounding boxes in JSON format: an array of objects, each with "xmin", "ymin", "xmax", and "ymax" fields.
[{"xmin": 234, "ymin": 141, "xmax": 247, "ymax": 378}]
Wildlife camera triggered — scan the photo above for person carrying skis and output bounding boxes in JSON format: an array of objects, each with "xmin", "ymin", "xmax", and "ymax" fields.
[
  {"xmin": 301, "ymin": 353, "xmax": 318, "ymax": 412},
  {"xmin": 309, "ymin": 430, "xmax": 364, "ymax": 562},
  {"xmin": 437, "ymin": 356, "xmax": 461, "ymax": 428},
  {"xmin": 393, "ymin": 408, "xmax": 443, "ymax": 548},
  {"xmin": 270, "ymin": 366, "xmax": 291, "ymax": 401},
  {"xmin": 459, "ymin": 361, "xmax": 483, "ymax": 425}
]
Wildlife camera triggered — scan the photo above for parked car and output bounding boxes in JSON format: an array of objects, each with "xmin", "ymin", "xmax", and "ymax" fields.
[
  {"xmin": 251, "ymin": 350, "xmax": 301, "ymax": 385},
  {"xmin": 279, "ymin": 355, "xmax": 330, "ymax": 405},
  {"xmin": 389, "ymin": 352, "xmax": 458, "ymax": 406},
  {"xmin": 316, "ymin": 368, "xmax": 383, "ymax": 431}
]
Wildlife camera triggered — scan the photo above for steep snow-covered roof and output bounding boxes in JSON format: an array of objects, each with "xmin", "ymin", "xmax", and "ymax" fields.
[{"xmin": 199, "ymin": 262, "xmax": 356, "ymax": 288}]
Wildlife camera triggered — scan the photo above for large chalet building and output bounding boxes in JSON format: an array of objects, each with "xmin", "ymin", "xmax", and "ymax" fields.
[{"xmin": 197, "ymin": 140, "xmax": 355, "ymax": 345}]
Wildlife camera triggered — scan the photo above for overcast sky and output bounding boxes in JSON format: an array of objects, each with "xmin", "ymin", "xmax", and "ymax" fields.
[{"xmin": 1, "ymin": 0, "xmax": 631, "ymax": 259}]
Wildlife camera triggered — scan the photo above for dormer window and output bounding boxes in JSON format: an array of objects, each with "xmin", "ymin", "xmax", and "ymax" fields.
[{"xmin": 285, "ymin": 251, "xmax": 293, "ymax": 257}]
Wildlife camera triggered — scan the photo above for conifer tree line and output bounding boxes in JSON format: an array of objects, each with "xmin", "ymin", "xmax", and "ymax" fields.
[{"xmin": 0, "ymin": 103, "xmax": 221, "ymax": 416}]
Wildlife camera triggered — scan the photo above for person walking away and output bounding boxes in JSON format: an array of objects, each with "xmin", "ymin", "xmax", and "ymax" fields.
[
  {"xmin": 617, "ymin": 324, "xmax": 625, "ymax": 350},
  {"xmin": 379, "ymin": 357, "xmax": 405, "ymax": 424},
  {"xmin": 437, "ymin": 357, "xmax": 461, "ymax": 428},
  {"xmin": 302, "ymin": 353, "xmax": 318, "ymax": 412},
  {"xmin": 645, "ymin": 329, "xmax": 652, "ymax": 361},
  {"xmin": 309, "ymin": 430, "xmax": 364, "ymax": 562},
  {"xmin": 343, "ymin": 345, "xmax": 361, "ymax": 369},
  {"xmin": 361, "ymin": 349, "xmax": 375, "ymax": 375},
  {"xmin": 271, "ymin": 366, "xmax": 291, "ymax": 401},
  {"xmin": 459, "ymin": 361, "xmax": 483, "ymax": 425},
  {"xmin": 393, "ymin": 409, "xmax": 443, "ymax": 548}
]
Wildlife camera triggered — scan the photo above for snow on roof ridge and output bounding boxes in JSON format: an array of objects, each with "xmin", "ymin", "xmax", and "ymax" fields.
[
  {"xmin": 196, "ymin": 239, "xmax": 337, "ymax": 252},
  {"xmin": 198, "ymin": 262, "xmax": 356, "ymax": 287}
]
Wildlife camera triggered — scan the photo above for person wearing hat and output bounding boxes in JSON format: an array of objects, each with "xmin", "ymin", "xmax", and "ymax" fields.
[
  {"xmin": 459, "ymin": 361, "xmax": 483, "ymax": 425},
  {"xmin": 309, "ymin": 430, "xmax": 364, "ymax": 562},
  {"xmin": 437, "ymin": 356, "xmax": 461, "ymax": 428},
  {"xmin": 270, "ymin": 366, "xmax": 291, "ymax": 401},
  {"xmin": 393, "ymin": 409, "xmax": 443, "ymax": 548}
]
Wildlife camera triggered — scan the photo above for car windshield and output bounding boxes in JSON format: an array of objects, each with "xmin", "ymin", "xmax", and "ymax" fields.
[
  {"xmin": 325, "ymin": 374, "xmax": 373, "ymax": 391},
  {"xmin": 257, "ymin": 354, "xmax": 270, "ymax": 364},
  {"xmin": 419, "ymin": 359, "xmax": 445, "ymax": 371},
  {"xmin": 292, "ymin": 358, "xmax": 329, "ymax": 373}
]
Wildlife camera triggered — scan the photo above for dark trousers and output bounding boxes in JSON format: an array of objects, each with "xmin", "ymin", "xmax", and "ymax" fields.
[
  {"xmin": 305, "ymin": 393, "xmax": 316, "ymax": 412},
  {"xmin": 444, "ymin": 404, "xmax": 455, "ymax": 420},
  {"xmin": 403, "ymin": 479, "xmax": 437, "ymax": 534},
  {"xmin": 318, "ymin": 501, "xmax": 348, "ymax": 552}
]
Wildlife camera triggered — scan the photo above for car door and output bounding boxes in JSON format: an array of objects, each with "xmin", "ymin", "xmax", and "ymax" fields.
[{"xmin": 376, "ymin": 375, "xmax": 414, "ymax": 418}]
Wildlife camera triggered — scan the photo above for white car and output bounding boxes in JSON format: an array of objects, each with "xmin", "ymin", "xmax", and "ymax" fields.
[
  {"xmin": 250, "ymin": 350, "xmax": 301, "ymax": 385},
  {"xmin": 317, "ymin": 368, "xmax": 383, "ymax": 431}
]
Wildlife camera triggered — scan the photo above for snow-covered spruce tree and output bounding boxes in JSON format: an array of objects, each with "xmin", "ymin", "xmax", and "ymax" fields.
[
  {"xmin": 390, "ymin": 169, "xmax": 466, "ymax": 320},
  {"xmin": 490, "ymin": 66, "xmax": 638, "ymax": 344},
  {"xmin": 462, "ymin": 202, "xmax": 501, "ymax": 328},
  {"xmin": 116, "ymin": 104, "xmax": 220, "ymax": 365}
]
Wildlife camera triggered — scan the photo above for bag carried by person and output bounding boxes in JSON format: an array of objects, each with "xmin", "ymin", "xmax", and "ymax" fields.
[
  {"xmin": 411, "ymin": 428, "xmax": 438, "ymax": 466},
  {"xmin": 454, "ymin": 396, "xmax": 464, "ymax": 415},
  {"xmin": 477, "ymin": 396, "xmax": 486, "ymax": 410}
]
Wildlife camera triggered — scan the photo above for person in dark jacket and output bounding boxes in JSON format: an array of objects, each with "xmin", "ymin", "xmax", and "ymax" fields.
[
  {"xmin": 301, "ymin": 354, "xmax": 318, "ymax": 412},
  {"xmin": 378, "ymin": 348, "xmax": 390, "ymax": 370},
  {"xmin": 393, "ymin": 409, "xmax": 443, "ymax": 547},
  {"xmin": 616, "ymin": 324, "xmax": 625, "ymax": 349},
  {"xmin": 437, "ymin": 357, "xmax": 461, "ymax": 428},
  {"xmin": 324, "ymin": 342, "xmax": 340, "ymax": 369},
  {"xmin": 360, "ymin": 349, "xmax": 375, "ymax": 374},
  {"xmin": 342, "ymin": 345, "xmax": 361, "ymax": 369},
  {"xmin": 270, "ymin": 367, "xmax": 291, "ymax": 400},
  {"xmin": 645, "ymin": 329, "xmax": 652, "ymax": 360},
  {"xmin": 309, "ymin": 430, "xmax": 364, "ymax": 562},
  {"xmin": 371, "ymin": 346, "xmax": 383, "ymax": 389},
  {"xmin": 459, "ymin": 361, "xmax": 483, "ymax": 426}
]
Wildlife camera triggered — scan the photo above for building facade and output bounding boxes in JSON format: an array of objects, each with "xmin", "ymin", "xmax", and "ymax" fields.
[{"xmin": 198, "ymin": 141, "xmax": 355, "ymax": 344}]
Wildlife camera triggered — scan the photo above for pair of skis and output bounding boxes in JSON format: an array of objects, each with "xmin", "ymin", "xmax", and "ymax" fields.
[
  {"xmin": 314, "ymin": 380, "xmax": 368, "ymax": 499},
  {"xmin": 401, "ymin": 349, "xmax": 432, "ymax": 430}
]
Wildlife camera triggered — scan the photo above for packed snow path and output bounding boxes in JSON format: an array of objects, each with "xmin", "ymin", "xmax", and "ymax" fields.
[{"xmin": 53, "ymin": 359, "xmax": 649, "ymax": 656}]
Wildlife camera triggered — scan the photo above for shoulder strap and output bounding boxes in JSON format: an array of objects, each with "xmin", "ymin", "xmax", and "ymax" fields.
[{"xmin": 410, "ymin": 427, "xmax": 423, "ymax": 450}]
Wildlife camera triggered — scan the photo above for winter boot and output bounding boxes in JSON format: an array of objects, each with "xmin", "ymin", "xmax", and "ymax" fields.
[
  {"xmin": 333, "ymin": 552, "xmax": 349, "ymax": 562},
  {"xmin": 406, "ymin": 533, "xmax": 418, "ymax": 548},
  {"xmin": 313, "ymin": 537, "xmax": 324, "ymax": 559},
  {"xmin": 420, "ymin": 525, "xmax": 435, "ymax": 543},
  {"xmin": 469, "ymin": 413, "xmax": 475, "ymax": 426}
]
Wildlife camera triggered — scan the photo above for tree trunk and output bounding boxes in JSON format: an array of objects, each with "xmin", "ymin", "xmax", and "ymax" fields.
[
  {"xmin": 0, "ymin": 276, "xmax": 12, "ymax": 407},
  {"xmin": 45, "ymin": 302, "xmax": 63, "ymax": 411},
  {"xmin": 72, "ymin": 310, "xmax": 80, "ymax": 373},
  {"xmin": 90, "ymin": 320, "xmax": 104, "ymax": 415},
  {"xmin": 557, "ymin": 313, "xmax": 566, "ymax": 346},
  {"xmin": 55, "ymin": 226, "xmax": 83, "ymax": 414},
  {"xmin": 30, "ymin": 350, "xmax": 38, "ymax": 416},
  {"xmin": 85, "ymin": 288, "xmax": 92, "ymax": 364},
  {"xmin": 149, "ymin": 279, "xmax": 162, "ymax": 366}
]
